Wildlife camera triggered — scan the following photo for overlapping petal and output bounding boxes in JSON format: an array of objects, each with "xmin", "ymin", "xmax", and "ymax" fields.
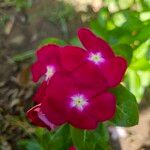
[
  {"xmin": 31, "ymin": 61, "xmax": 46, "ymax": 82},
  {"xmin": 36, "ymin": 44, "xmax": 60, "ymax": 62},
  {"xmin": 32, "ymin": 81, "xmax": 47, "ymax": 103},
  {"xmin": 78, "ymin": 28, "xmax": 115, "ymax": 58},
  {"xmin": 60, "ymin": 46, "xmax": 86, "ymax": 71},
  {"xmin": 31, "ymin": 44, "xmax": 61, "ymax": 82},
  {"xmin": 40, "ymin": 73, "xmax": 114, "ymax": 129},
  {"xmin": 89, "ymin": 92, "xmax": 116, "ymax": 121},
  {"xmin": 27, "ymin": 104, "xmax": 56, "ymax": 130},
  {"xmin": 72, "ymin": 62, "xmax": 108, "ymax": 94},
  {"xmin": 99, "ymin": 56, "xmax": 127, "ymax": 87},
  {"xmin": 68, "ymin": 108, "xmax": 98, "ymax": 129}
]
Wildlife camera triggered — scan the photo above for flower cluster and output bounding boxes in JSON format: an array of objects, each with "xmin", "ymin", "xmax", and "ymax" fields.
[{"xmin": 27, "ymin": 28, "xmax": 127, "ymax": 130}]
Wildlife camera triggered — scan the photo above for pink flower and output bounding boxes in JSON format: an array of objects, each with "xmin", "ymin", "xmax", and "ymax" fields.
[
  {"xmin": 27, "ymin": 27, "xmax": 127, "ymax": 130},
  {"xmin": 40, "ymin": 73, "xmax": 115, "ymax": 129},
  {"xmin": 60, "ymin": 28, "xmax": 127, "ymax": 87},
  {"xmin": 32, "ymin": 45, "xmax": 109, "ymax": 104},
  {"xmin": 31, "ymin": 44, "xmax": 60, "ymax": 83}
]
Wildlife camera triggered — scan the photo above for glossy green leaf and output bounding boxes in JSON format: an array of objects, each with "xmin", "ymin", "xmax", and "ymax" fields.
[{"xmin": 111, "ymin": 84, "xmax": 139, "ymax": 127}]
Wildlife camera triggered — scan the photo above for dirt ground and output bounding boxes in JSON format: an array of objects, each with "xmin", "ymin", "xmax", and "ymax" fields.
[{"xmin": 0, "ymin": 0, "xmax": 150, "ymax": 150}]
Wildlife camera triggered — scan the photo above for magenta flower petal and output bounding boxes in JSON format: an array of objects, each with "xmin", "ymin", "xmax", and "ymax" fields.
[
  {"xmin": 36, "ymin": 44, "xmax": 60, "ymax": 62},
  {"xmin": 41, "ymin": 101, "xmax": 66, "ymax": 125},
  {"xmin": 72, "ymin": 62, "xmax": 108, "ymax": 94},
  {"xmin": 27, "ymin": 28, "xmax": 127, "ymax": 130},
  {"xmin": 41, "ymin": 74, "xmax": 74, "ymax": 125},
  {"xmin": 31, "ymin": 61, "xmax": 46, "ymax": 82},
  {"xmin": 32, "ymin": 81, "xmax": 47, "ymax": 103},
  {"xmin": 41, "ymin": 73, "xmax": 103, "ymax": 129},
  {"xmin": 89, "ymin": 92, "xmax": 116, "ymax": 121},
  {"xmin": 27, "ymin": 104, "xmax": 56, "ymax": 130},
  {"xmin": 31, "ymin": 44, "xmax": 61, "ymax": 82},
  {"xmin": 60, "ymin": 46, "xmax": 86, "ymax": 71},
  {"xmin": 68, "ymin": 107, "xmax": 98, "ymax": 129},
  {"xmin": 78, "ymin": 28, "xmax": 114, "ymax": 58},
  {"xmin": 100, "ymin": 56, "xmax": 127, "ymax": 87}
]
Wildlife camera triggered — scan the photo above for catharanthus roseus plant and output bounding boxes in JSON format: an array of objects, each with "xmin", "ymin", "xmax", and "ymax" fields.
[{"xmin": 27, "ymin": 28, "xmax": 139, "ymax": 150}]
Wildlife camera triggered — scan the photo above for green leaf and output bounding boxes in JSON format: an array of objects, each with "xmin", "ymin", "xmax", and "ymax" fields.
[
  {"xmin": 70, "ymin": 37, "xmax": 82, "ymax": 46},
  {"xmin": 40, "ymin": 38, "xmax": 66, "ymax": 46},
  {"xmin": 139, "ymin": 71, "xmax": 150, "ymax": 87},
  {"xmin": 35, "ymin": 128, "xmax": 52, "ymax": 150},
  {"xmin": 130, "ymin": 58, "xmax": 150, "ymax": 71},
  {"xmin": 50, "ymin": 124, "xmax": 71, "ymax": 150},
  {"xmin": 111, "ymin": 84, "xmax": 139, "ymax": 127},
  {"xmin": 17, "ymin": 139, "xmax": 43, "ymax": 150},
  {"xmin": 70, "ymin": 124, "xmax": 110, "ymax": 150},
  {"xmin": 112, "ymin": 44, "xmax": 133, "ymax": 64},
  {"xmin": 70, "ymin": 126, "xmax": 85, "ymax": 150},
  {"xmin": 134, "ymin": 24, "xmax": 150, "ymax": 43},
  {"xmin": 90, "ymin": 20, "xmax": 108, "ymax": 40},
  {"xmin": 127, "ymin": 69, "xmax": 143, "ymax": 102},
  {"xmin": 95, "ymin": 124, "xmax": 111, "ymax": 150},
  {"xmin": 118, "ymin": 0, "xmax": 134, "ymax": 9},
  {"xmin": 122, "ymin": 10, "xmax": 141, "ymax": 31},
  {"xmin": 97, "ymin": 7, "xmax": 110, "ymax": 28},
  {"xmin": 134, "ymin": 40, "xmax": 150, "ymax": 58}
]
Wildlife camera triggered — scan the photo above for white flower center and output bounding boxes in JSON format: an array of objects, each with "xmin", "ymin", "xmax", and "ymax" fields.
[
  {"xmin": 88, "ymin": 52, "xmax": 103, "ymax": 64},
  {"xmin": 70, "ymin": 94, "xmax": 88, "ymax": 111},
  {"xmin": 45, "ymin": 65, "xmax": 55, "ymax": 81}
]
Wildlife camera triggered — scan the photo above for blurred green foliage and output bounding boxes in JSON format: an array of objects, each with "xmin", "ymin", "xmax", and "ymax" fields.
[
  {"xmin": 1, "ymin": 0, "xmax": 33, "ymax": 11},
  {"xmin": 89, "ymin": 0, "xmax": 150, "ymax": 102}
]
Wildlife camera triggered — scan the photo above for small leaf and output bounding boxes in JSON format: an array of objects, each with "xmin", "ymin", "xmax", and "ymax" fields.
[{"xmin": 111, "ymin": 84, "xmax": 139, "ymax": 127}]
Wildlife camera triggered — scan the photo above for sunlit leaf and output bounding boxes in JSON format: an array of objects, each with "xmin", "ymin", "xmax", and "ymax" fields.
[{"xmin": 111, "ymin": 84, "xmax": 139, "ymax": 126}]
